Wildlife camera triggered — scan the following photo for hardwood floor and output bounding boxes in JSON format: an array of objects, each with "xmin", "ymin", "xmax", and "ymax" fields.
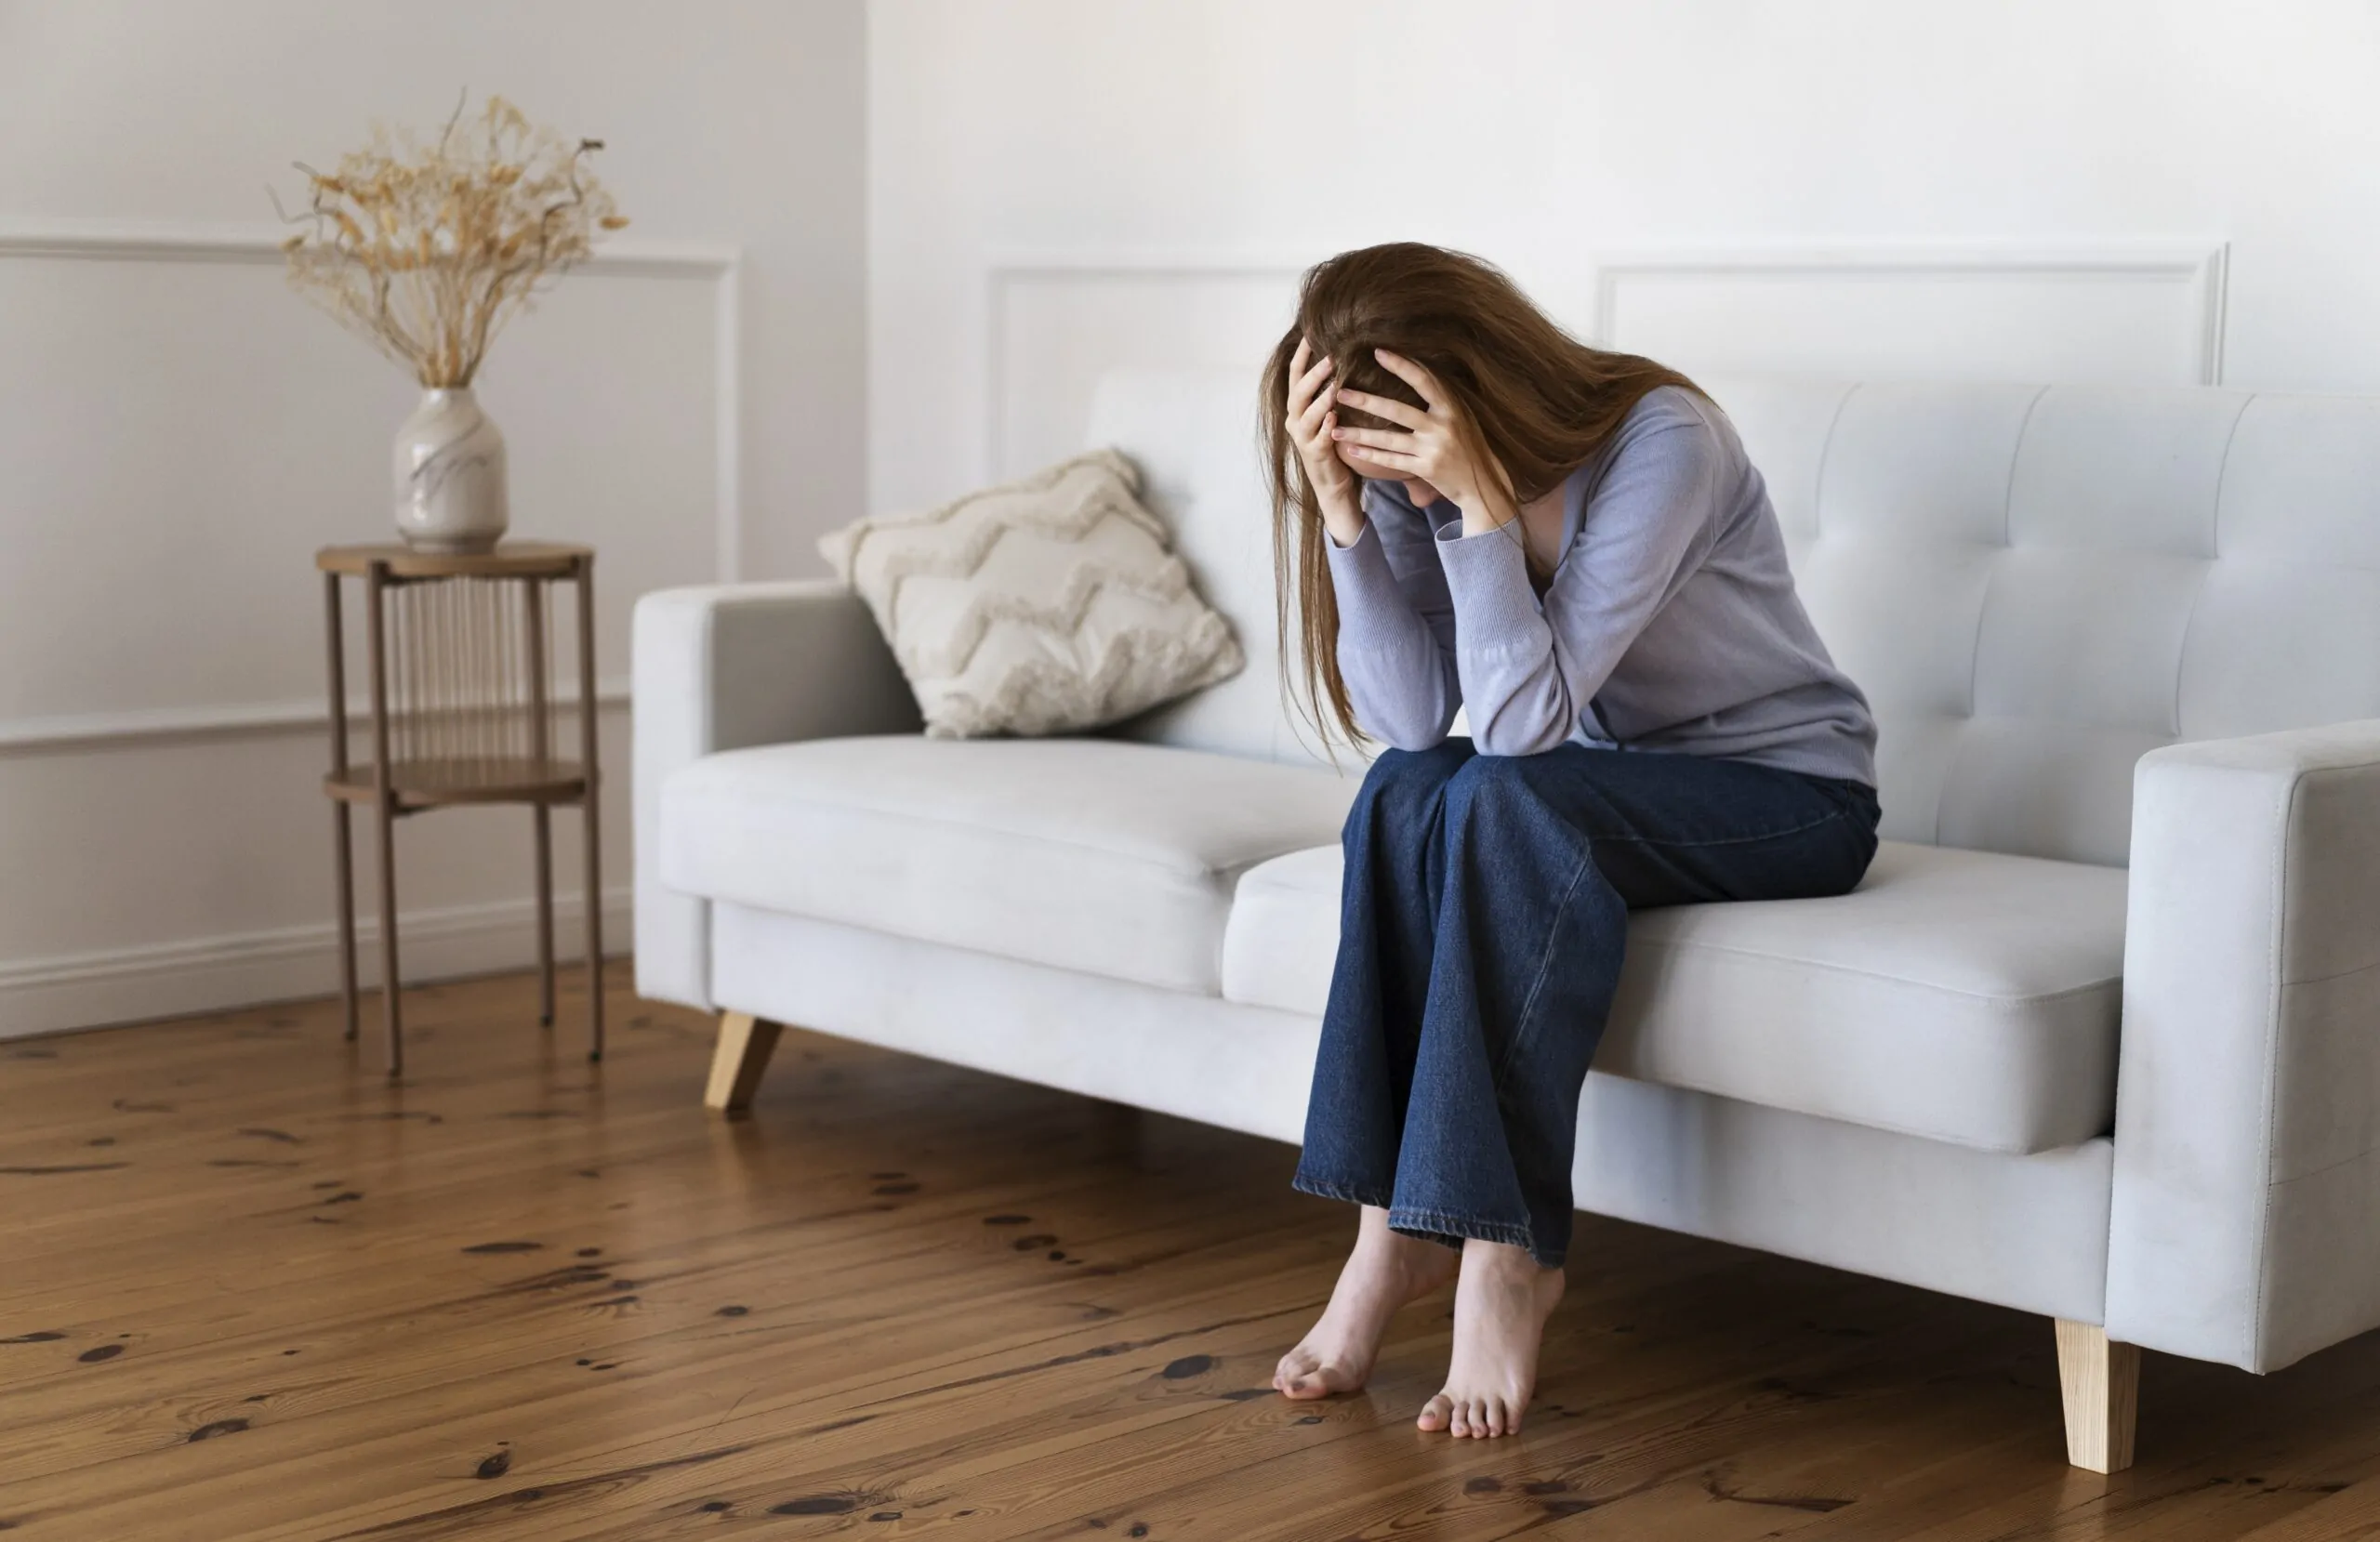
[{"xmin": 6, "ymin": 969, "xmax": 2380, "ymax": 1540}]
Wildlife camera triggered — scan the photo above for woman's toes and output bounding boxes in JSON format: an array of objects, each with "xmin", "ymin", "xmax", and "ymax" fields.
[
  {"xmin": 1416, "ymin": 1392, "xmax": 1453, "ymax": 1431},
  {"xmin": 1276, "ymin": 1350, "xmax": 1358, "ymax": 1400}
]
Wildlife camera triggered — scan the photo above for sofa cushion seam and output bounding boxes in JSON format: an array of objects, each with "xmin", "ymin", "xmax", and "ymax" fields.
[
  {"xmin": 1593, "ymin": 1065, "xmax": 2090, "ymax": 1154},
  {"xmin": 710, "ymin": 899, "xmax": 1223, "ymax": 998},
  {"xmin": 1624, "ymin": 933, "xmax": 2122, "ymax": 1007},
  {"xmin": 675, "ymin": 782, "xmax": 1334, "ymax": 882}
]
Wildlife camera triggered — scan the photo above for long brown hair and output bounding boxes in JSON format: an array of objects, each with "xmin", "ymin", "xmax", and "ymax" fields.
[{"xmin": 1260, "ymin": 242, "xmax": 1700, "ymax": 755}]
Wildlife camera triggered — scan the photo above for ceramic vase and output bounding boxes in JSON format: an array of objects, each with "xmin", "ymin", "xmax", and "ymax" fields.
[{"xmin": 393, "ymin": 387, "xmax": 509, "ymax": 553}]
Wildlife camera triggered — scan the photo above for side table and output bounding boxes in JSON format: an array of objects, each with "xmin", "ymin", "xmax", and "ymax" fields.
[{"xmin": 319, "ymin": 542, "xmax": 603, "ymax": 1076}]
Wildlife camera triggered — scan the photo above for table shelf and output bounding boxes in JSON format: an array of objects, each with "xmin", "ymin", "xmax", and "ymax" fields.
[
  {"xmin": 324, "ymin": 758, "xmax": 588, "ymax": 810},
  {"xmin": 316, "ymin": 541, "xmax": 588, "ymax": 580}
]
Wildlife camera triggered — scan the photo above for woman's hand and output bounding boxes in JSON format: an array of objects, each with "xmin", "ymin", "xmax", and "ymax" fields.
[
  {"xmin": 1330, "ymin": 349, "xmax": 1519, "ymax": 536},
  {"xmin": 1285, "ymin": 336, "xmax": 1368, "ymax": 548}
]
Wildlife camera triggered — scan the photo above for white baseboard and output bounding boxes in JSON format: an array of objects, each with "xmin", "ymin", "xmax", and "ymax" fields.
[{"xmin": 0, "ymin": 888, "xmax": 632, "ymax": 1041}]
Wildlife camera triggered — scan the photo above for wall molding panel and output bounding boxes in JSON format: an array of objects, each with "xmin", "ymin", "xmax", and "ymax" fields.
[
  {"xmin": 0, "ymin": 218, "xmax": 747, "ymax": 581},
  {"xmin": 0, "ymin": 885, "xmax": 632, "ymax": 1043},
  {"xmin": 972, "ymin": 244, "xmax": 2234, "ymax": 481},
  {"xmin": 0, "ymin": 678, "xmax": 631, "ymax": 758},
  {"xmin": 1593, "ymin": 244, "xmax": 2231, "ymax": 387},
  {"xmin": 981, "ymin": 253, "xmax": 1304, "ymax": 481}
]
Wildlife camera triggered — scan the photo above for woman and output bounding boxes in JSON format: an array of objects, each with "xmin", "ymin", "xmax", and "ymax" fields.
[{"xmin": 1260, "ymin": 244, "xmax": 1881, "ymax": 1439}]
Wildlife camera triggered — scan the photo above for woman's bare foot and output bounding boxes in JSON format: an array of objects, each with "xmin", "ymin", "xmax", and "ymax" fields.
[
  {"xmin": 1276, "ymin": 1206, "xmax": 1460, "ymax": 1399},
  {"xmin": 1416, "ymin": 1238, "xmax": 1566, "ymax": 1437}
]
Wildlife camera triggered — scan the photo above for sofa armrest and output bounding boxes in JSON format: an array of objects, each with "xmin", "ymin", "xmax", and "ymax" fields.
[
  {"xmin": 631, "ymin": 581, "xmax": 920, "ymax": 1008},
  {"xmin": 2107, "ymin": 718, "xmax": 2380, "ymax": 1372}
]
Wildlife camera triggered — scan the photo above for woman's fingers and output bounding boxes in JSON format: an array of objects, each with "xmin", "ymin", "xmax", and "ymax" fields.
[
  {"xmin": 1329, "ymin": 424, "xmax": 1421, "ymax": 454},
  {"xmin": 1288, "ymin": 351, "xmax": 1336, "ymax": 439},
  {"xmin": 1296, "ymin": 353, "xmax": 1333, "ymax": 405},
  {"xmin": 1342, "ymin": 440, "xmax": 1422, "ymax": 471},
  {"xmin": 1289, "ymin": 337, "xmax": 1329, "ymax": 405},
  {"xmin": 1309, "ymin": 410, "xmax": 1350, "ymax": 471},
  {"xmin": 1291, "ymin": 335, "xmax": 1330, "ymax": 382},
  {"xmin": 1372, "ymin": 348, "xmax": 1445, "ymax": 412},
  {"xmin": 1331, "ymin": 386, "xmax": 1428, "ymax": 430},
  {"xmin": 1295, "ymin": 364, "xmax": 1337, "ymax": 436},
  {"xmin": 1331, "ymin": 425, "xmax": 1440, "ymax": 481}
]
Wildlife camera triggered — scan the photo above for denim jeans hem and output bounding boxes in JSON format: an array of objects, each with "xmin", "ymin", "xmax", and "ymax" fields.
[
  {"xmin": 1289, "ymin": 1169, "xmax": 1393, "ymax": 1211},
  {"xmin": 1388, "ymin": 1205, "xmax": 1562, "ymax": 1271}
]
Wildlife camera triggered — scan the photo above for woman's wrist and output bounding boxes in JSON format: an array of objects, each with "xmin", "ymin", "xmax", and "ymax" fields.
[
  {"xmin": 1454, "ymin": 483, "xmax": 1520, "ymax": 539},
  {"xmin": 1318, "ymin": 486, "xmax": 1368, "ymax": 549}
]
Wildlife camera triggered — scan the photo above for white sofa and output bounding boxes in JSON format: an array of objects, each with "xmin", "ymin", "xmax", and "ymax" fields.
[{"xmin": 634, "ymin": 370, "xmax": 2380, "ymax": 1472}]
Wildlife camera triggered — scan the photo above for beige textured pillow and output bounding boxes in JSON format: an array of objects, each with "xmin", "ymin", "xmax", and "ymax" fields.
[{"xmin": 817, "ymin": 449, "xmax": 1244, "ymax": 738}]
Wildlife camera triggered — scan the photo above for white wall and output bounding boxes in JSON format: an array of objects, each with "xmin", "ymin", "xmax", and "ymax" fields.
[
  {"xmin": 0, "ymin": 0, "xmax": 866, "ymax": 1035},
  {"xmin": 867, "ymin": 0, "xmax": 2380, "ymax": 509},
  {"xmin": 15, "ymin": 1, "xmax": 2380, "ymax": 1036}
]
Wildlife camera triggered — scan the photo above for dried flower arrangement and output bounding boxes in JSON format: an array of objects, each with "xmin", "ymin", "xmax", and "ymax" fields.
[{"xmin": 277, "ymin": 94, "xmax": 629, "ymax": 389}]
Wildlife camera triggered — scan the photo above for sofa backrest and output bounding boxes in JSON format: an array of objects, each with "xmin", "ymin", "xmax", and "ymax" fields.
[
  {"xmin": 1087, "ymin": 368, "xmax": 2380, "ymax": 868},
  {"xmin": 1086, "ymin": 370, "xmax": 1344, "ymax": 771}
]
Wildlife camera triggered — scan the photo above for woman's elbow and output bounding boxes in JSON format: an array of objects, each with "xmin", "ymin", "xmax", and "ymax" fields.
[
  {"xmin": 1376, "ymin": 725, "xmax": 1449, "ymax": 754},
  {"xmin": 1356, "ymin": 697, "xmax": 1460, "ymax": 754},
  {"xmin": 1470, "ymin": 707, "xmax": 1576, "ymax": 758}
]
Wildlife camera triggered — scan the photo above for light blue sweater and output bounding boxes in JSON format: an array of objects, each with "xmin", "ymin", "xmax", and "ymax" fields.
[{"xmin": 1323, "ymin": 384, "xmax": 1878, "ymax": 787}]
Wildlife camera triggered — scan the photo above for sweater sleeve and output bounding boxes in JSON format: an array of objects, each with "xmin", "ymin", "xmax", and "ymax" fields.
[
  {"xmin": 1434, "ymin": 417, "xmax": 1720, "ymax": 757},
  {"xmin": 1320, "ymin": 480, "xmax": 1463, "ymax": 750}
]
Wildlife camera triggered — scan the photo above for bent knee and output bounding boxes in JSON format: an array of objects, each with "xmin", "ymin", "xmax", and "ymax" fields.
[
  {"xmin": 1359, "ymin": 740, "xmax": 1475, "ymax": 798},
  {"xmin": 1441, "ymin": 752, "xmax": 1567, "ymax": 828},
  {"xmin": 1444, "ymin": 751, "xmax": 1538, "ymax": 799},
  {"xmin": 1345, "ymin": 740, "xmax": 1476, "ymax": 842}
]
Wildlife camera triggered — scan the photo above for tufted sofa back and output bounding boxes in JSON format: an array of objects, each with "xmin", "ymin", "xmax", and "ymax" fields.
[{"xmin": 1090, "ymin": 369, "xmax": 2380, "ymax": 868}]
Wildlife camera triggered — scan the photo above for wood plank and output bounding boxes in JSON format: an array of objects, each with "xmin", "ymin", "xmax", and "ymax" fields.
[
  {"xmin": 2233, "ymin": 1473, "xmax": 2380, "ymax": 1540},
  {"xmin": 3, "ymin": 968, "xmax": 2377, "ymax": 1538}
]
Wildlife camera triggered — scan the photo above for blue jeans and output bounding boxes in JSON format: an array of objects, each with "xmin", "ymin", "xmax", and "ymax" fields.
[{"xmin": 1291, "ymin": 738, "xmax": 1882, "ymax": 1270}]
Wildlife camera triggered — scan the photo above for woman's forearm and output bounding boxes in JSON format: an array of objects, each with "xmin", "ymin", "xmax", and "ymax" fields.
[
  {"xmin": 1435, "ymin": 526, "xmax": 1577, "ymax": 755},
  {"xmin": 1326, "ymin": 521, "xmax": 1462, "ymax": 750}
]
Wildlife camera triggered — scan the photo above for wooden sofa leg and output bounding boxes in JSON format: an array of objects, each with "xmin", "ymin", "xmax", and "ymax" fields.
[
  {"xmin": 2055, "ymin": 1319, "xmax": 2140, "ymax": 1473},
  {"xmin": 704, "ymin": 1011, "xmax": 783, "ymax": 1115}
]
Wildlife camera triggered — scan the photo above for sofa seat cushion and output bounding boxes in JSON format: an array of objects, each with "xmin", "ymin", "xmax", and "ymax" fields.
[
  {"xmin": 660, "ymin": 733, "xmax": 1356, "ymax": 995},
  {"xmin": 1222, "ymin": 838, "xmax": 2129, "ymax": 1154}
]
